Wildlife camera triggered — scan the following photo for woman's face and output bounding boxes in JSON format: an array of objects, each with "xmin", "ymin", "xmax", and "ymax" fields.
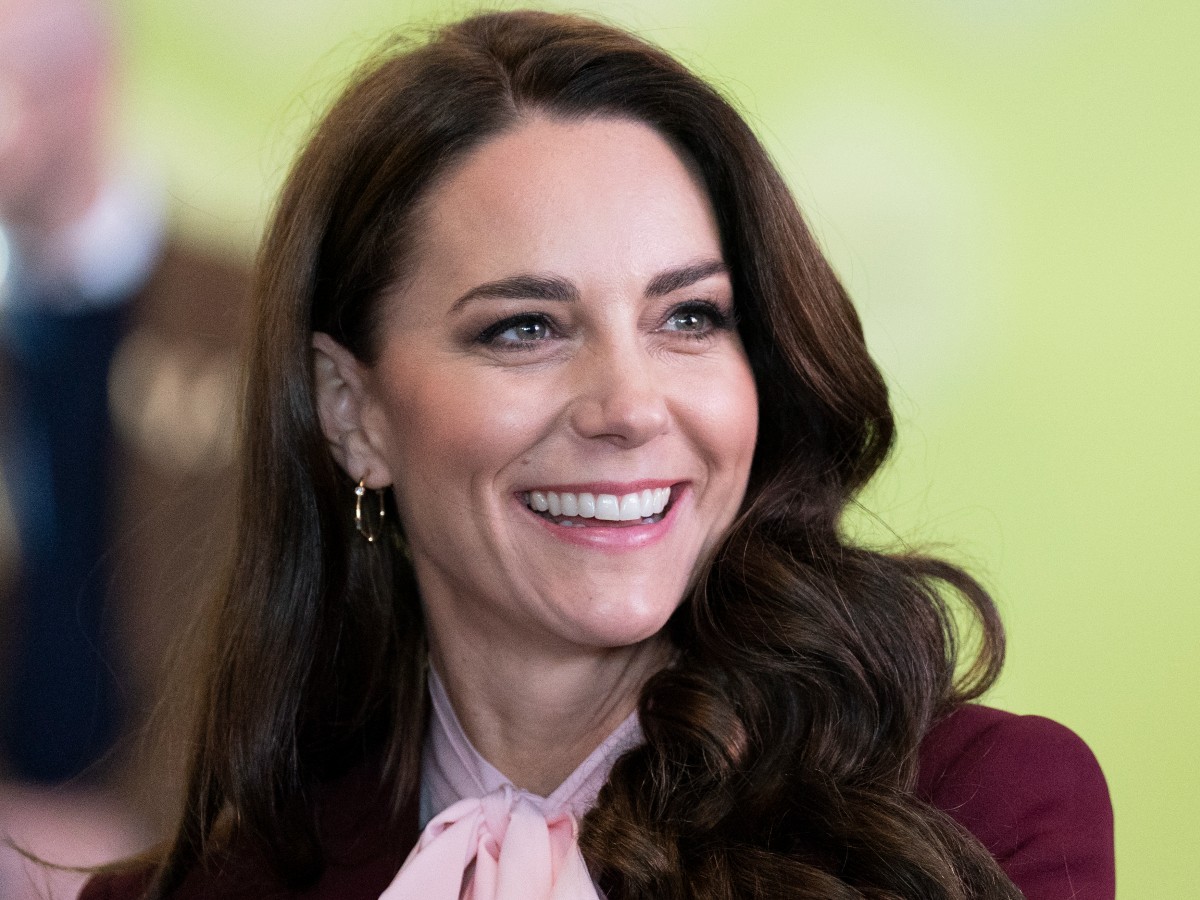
[{"xmin": 323, "ymin": 116, "xmax": 758, "ymax": 662}]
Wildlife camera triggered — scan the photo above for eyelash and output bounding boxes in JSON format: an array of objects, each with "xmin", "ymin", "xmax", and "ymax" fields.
[{"xmin": 474, "ymin": 301, "xmax": 735, "ymax": 350}]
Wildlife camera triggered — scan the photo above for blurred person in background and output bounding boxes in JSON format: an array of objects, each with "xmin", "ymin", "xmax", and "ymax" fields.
[
  {"xmin": 0, "ymin": 0, "xmax": 155, "ymax": 895},
  {"xmin": 1, "ymin": 0, "xmax": 249, "ymax": 895},
  {"xmin": 0, "ymin": 0, "xmax": 163, "ymax": 786}
]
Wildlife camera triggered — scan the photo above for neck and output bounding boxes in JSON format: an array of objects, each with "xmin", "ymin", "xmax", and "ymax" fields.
[{"xmin": 428, "ymin": 631, "xmax": 670, "ymax": 796}]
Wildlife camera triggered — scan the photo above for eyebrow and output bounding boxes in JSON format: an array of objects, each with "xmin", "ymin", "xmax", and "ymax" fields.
[
  {"xmin": 450, "ymin": 258, "xmax": 729, "ymax": 312},
  {"xmin": 645, "ymin": 258, "xmax": 729, "ymax": 297},
  {"xmin": 450, "ymin": 274, "xmax": 579, "ymax": 312}
]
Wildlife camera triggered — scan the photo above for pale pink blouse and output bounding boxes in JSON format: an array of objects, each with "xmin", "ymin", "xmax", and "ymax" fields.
[{"xmin": 378, "ymin": 668, "xmax": 642, "ymax": 900}]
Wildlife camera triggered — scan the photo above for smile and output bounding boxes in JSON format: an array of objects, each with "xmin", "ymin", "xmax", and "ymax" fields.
[{"xmin": 522, "ymin": 486, "xmax": 673, "ymax": 526}]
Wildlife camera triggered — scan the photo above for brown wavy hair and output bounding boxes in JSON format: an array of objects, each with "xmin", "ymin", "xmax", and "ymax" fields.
[{"xmin": 152, "ymin": 10, "xmax": 1016, "ymax": 899}]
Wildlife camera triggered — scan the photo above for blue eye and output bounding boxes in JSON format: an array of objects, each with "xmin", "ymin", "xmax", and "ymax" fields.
[
  {"xmin": 664, "ymin": 302, "xmax": 730, "ymax": 335},
  {"xmin": 667, "ymin": 309, "xmax": 709, "ymax": 332},
  {"xmin": 501, "ymin": 319, "xmax": 550, "ymax": 342},
  {"xmin": 477, "ymin": 314, "xmax": 554, "ymax": 347}
]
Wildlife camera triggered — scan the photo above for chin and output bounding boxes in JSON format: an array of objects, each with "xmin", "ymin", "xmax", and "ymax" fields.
[{"xmin": 565, "ymin": 591, "xmax": 682, "ymax": 651}]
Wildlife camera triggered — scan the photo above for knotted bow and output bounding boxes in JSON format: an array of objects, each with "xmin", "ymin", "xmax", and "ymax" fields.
[{"xmin": 379, "ymin": 784, "xmax": 601, "ymax": 900}]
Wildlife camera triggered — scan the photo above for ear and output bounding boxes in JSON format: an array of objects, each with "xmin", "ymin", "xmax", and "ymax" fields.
[{"xmin": 311, "ymin": 332, "xmax": 393, "ymax": 488}]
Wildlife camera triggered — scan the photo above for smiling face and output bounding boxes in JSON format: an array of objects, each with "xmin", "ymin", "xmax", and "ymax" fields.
[{"xmin": 316, "ymin": 116, "xmax": 758, "ymax": 666}]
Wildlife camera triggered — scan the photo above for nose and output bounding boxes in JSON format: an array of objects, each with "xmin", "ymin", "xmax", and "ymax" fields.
[{"xmin": 568, "ymin": 342, "xmax": 669, "ymax": 448}]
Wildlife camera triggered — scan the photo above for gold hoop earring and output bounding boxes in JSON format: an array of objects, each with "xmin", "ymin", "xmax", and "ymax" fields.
[{"xmin": 354, "ymin": 479, "xmax": 386, "ymax": 543}]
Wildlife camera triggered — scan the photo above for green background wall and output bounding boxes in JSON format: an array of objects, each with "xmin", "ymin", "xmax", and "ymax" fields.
[{"xmin": 113, "ymin": 1, "xmax": 1198, "ymax": 895}]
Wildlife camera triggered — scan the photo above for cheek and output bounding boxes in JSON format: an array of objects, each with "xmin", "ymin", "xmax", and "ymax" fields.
[
  {"xmin": 692, "ymin": 357, "xmax": 759, "ymax": 479},
  {"xmin": 372, "ymin": 363, "xmax": 554, "ymax": 504}
]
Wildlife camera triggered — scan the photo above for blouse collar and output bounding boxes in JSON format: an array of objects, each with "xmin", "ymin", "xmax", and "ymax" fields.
[{"xmin": 420, "ymin": 666, "xmax": 644, "ymax": 828}]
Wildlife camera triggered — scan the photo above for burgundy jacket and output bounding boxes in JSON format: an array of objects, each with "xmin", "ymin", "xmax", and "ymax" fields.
[{"xmin": 82, "ymin": 705, "xmax": 1114, "ymax": 900}]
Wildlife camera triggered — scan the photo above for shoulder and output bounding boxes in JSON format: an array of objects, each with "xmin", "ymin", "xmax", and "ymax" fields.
[
  {"xmin": 79, "ymin": 866, "xmax": 154, "ymax": 900},
  {"xmin": 917, "ymin": 704, "xmax": 1115, "ymax": 900},
  {"xmin": 80, "ymin": 758, "xmax": 415, "ymax": 900}
]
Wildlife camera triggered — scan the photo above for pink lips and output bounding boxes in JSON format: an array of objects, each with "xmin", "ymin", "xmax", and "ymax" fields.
[{"xmin": 518, "ymin": 482, "xmax": 685, "ymax": 550}]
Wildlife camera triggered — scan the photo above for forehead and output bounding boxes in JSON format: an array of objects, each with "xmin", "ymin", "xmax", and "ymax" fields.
[{"xmin": 404, "ymin": 115, "xmax": 723, "ymax": 299}]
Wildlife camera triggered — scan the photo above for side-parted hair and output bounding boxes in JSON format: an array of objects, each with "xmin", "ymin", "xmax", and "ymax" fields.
[{"xmin": 157, "ymin": 10, "xmax": 1015, "ymax": 899}]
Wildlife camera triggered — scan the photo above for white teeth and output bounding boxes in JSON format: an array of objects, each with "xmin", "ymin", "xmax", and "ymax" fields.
[
  {"xmin": 526, "ymin": 486, "xmax": 673, "ymax": 521},
  {"xmin": 595, "ymin": 494, "xmax": 621, "ymax": 521}
]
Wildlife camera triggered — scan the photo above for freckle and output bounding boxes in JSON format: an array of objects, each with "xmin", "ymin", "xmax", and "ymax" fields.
[{"xmin": 521, "ymin": 457, "xmax": 533, "ymax": 466}]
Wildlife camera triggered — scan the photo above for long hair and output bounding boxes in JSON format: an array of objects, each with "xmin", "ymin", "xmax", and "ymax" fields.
[{"xmin": 154, "ymin": 10, "xmax": 1014, "ymax": 899}]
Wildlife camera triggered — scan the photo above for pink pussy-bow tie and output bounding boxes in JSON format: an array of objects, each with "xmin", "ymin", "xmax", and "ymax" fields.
[{"xmin": 378, "ymin": 784, "xmax": 601, "ymax": 900}]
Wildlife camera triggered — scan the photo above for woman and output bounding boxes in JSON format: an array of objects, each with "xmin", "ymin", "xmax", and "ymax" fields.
[{"xmin": 84, "ymin": 10, "xmax": 1113, "ymax": 900}]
